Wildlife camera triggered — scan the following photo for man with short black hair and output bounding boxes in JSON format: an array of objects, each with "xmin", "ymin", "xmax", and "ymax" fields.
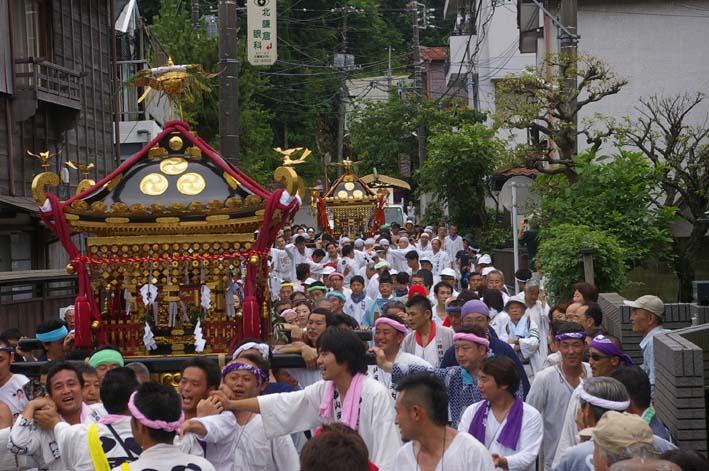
[
  {"xmin": 611, "ymin": 366, "xmax": 673, "ymax": 442},
  {"xmin": 362, "ymin": 271, "xmax": 397, "ymax": 328},
  {"xmin": 126, "ymin": 382, "xmax": 215, "ymax": 471},
  {"xmin": 526, "ymin": 322, "xmax": 592, "ymax": 471},
  {"xmin": 300, "ymin": 423, "xmax": 371, "ymax": 471},
  {"xmin": 178, "ymin": 358, "xmax": 221, "ymax": 421},
  {"xmin": 36, "ymin": 367, "xmax": 141, "ymax": 470},
  {"xmin": 577, "ymin": 302, "xmax": 603, "ymax": 333},
  {"xmin": 9, "ymin": 362, "xmax": 104, "ymax": 470},
  {"xmin": 215, "ymin": 327, "xmax": 401, "ymax": 470},
  {"xmin": 401, "ymin": 295, "xmax": 454, "ymax": 367},
  {"xmin": 393, "ymin": 371, "xmax": 494, "ymax": 470}
]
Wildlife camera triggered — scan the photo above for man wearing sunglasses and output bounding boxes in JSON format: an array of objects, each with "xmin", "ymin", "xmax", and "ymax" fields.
[{"xmin": 552, "ymin": 334, "xmax": 634, "ymax": 468}]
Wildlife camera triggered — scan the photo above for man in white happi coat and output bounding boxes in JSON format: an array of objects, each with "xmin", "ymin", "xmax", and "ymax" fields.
[
  {"xmin": 116, "ymin": 382, "xmax": 215, "ymax": 471},
  {"xmin": 34, "ymin": 368, "xmax": 142, "ymax": 470},
  {"xmin": 429, "ymin": 238, "xmax": 450, "ymax": 278},
  {"xmin": 8, "ymin": 362, "xmax": 105, "ymax": 471},
  {"xmin": 526, "ymin": 323, "xmax": 591, "ymax": 471},
  {"xmin": 400, "ymin": 294, "xmax": 454, "ymax": 368},
  {"xmin": 213, "ymin": 327, "xmax": 401, "ymax": 471},
  {"xmin": 369, "ymin": 314, "xmax": 430, "ymax": 398},
  {"xmin": 181, "ymin": 353, "xmax": 299, "ymax": 471},
  {"xmin": 443, "ymin": 224, "xmax": 464, "ymax": 269},
  {"xmin": 393, "ymin": 370, "xmax": 494, "ymax": 471}
]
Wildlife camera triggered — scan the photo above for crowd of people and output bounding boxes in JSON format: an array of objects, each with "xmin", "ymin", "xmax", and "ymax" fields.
[{"xmin": 0, "ymin": 220, "xmax": 706, "ymax": 470}]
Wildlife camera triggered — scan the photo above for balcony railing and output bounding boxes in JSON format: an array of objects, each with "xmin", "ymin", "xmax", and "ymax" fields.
[
  {"xmin": 118, "ymin": 60, "xmax": 174, "ymax": 125},
  {"xmin": 14, "ymin": 57, "xmax": 82, "ymax": 110}
]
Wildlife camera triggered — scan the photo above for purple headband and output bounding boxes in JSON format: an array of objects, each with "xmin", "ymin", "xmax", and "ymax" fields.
[
  {"xmin": 555, "ymin": 332, "xmax": 586, "ymax": 341},
  {"xmin": 454, "ymin": 332, "xmax": 490, "ymax": 349},
  {"xmin": 590, "ymin": 336, "xmax": 634, "ymax": 366},
  {"xmin": 128, "ymin": 392, "xmax": 185, "ymax": 432},
  {"xmin": 222, "ymin": 361, "xmax": 269, "ymax": 385}
]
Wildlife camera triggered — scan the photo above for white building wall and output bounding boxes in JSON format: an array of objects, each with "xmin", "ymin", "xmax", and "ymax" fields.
[{"xmin": 537, "ymin": 0, "xmax": 709, "ymax": 152}]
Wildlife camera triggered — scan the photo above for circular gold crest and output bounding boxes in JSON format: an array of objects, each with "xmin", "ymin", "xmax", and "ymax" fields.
[
  {"xmin": 160, "ymin": 157, "xmax": 189, "ymax": 175},
  {"xmin": 353, "ymin": 189, "xmax": 364, "ymax": 198},
  {"xmin": 177, "ymin": 172, "xmax": 206, "ymax": 195},
  {"xmin": 168, "ymin": 136, "xmax": 184, "ymax": 151},
  {"xmin": 140, "ymin": 173, "xmax": 169, "ymax": 196},
  {"xmin": 337, "ymin": 190, "xmax": 349, "ymax": 199},
  {"xmin": 344, "ymin": 182, "xmax": 355, "ymax": 191}
]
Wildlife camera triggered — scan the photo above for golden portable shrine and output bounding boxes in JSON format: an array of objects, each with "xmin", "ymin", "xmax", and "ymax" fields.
[
  {"xmin": 32, "ymin": 121, "xmax": 301, "ymax": 355},
  {"xmin": 314, "ymin": 159, "xmax": 385, "ymax": 239}
]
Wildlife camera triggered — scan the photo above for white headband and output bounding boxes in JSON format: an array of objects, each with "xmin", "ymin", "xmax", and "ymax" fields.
[
  {"xmin": 576, "ymin": 384, "xmax": 630, "ymax": 411},
  {"xmin": 233, "ymin": 342, "xmax": 269, "ymax": 361},
  {"xmin": 59, "ymin": 305, "xmax": 75, "ymax": 321}
]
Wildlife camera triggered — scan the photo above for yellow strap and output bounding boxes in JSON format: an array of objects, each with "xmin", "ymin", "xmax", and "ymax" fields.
[
  {"xmin": 121, "ymin": 463, "xmax": 131, "ymax": 471},
  {"xmin": 87, "ymin": 423, "xmax": 112, "ymax": 471}
]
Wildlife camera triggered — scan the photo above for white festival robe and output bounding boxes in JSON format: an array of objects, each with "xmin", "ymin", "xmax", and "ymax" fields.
[
  {"xmin": 458, "ymin": 401, "xmax": 543, "ymax": 471},
  {"xmin": 53, "ymin": 416, "xmax": 140, "ymax": 471},
  {"xmin": 257, "ymin": 377, "xmax": 401, "ymax": 471},
  {"xmin": 394, "ymin": 432, "xmax": 495, "ymax": 471},
  {"xmin": 368, "ymin": 350, "xmax": 432, "ymax": 399},
  {"xmin": 8, "ymin": 402, "xmax": 105, "ymax": 471},
  {"xmin": 525, "ymin": 363, "xmax": 591, "ymax": 471},
  {"xmin": 195, "ymin": 411, "xmax": 300, "ymax": 471},
  {"xmin": 111, "ymin": 442, "xmax": 215, "ymax": 471}
]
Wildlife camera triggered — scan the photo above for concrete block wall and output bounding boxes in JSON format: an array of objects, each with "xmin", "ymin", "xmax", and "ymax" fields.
[
  {"xmin": 598, "ymin": 293, "xmax": 696, "ymax": 365},
  {"xmin": 654, "ymin": 332, "xmax": 707, "ymax": 453}
]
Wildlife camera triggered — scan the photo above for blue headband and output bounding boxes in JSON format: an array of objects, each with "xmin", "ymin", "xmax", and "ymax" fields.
[
  {"xmin": 445, "ymin": 306, "xmax": 462, "ymax": 313},
  {"xmin": 326, "ymin": 291, "xmax": 346, "ymax": 302},
  {"xmin": 36, "ymin": 326, "xmax": 68, "ymax": 343}
]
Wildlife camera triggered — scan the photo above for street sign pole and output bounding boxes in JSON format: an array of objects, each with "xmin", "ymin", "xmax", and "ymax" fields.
[{"xmin": 512, "ymin": 182, "xmax": 519, "ymax": 295}]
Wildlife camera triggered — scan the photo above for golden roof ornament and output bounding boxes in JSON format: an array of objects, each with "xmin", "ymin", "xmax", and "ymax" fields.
[
  {"xmin": 128, "ymin": 57, "xmax": 220, "ymax": 121},
  {"xmin": 274, "ymin": 147, "xmax": 312, "ymax": 166},
  {"xmin": 26, "ymin": 149, "xmax": 60, "ymax": 171}
]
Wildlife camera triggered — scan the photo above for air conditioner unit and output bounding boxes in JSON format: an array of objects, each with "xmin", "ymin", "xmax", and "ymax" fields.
[{"xmin": 693, "ymin": 281, "xmax": 709, "ymax": 306}]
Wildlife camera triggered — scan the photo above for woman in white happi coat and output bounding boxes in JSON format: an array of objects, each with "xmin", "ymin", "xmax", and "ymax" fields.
[
  {"xmin": 459, "ymin": 356, "xmax": 543, "ymax": 471},
  {"xmin": 213, "ymin": 328, "xmax": 401, "ymax": 471},
  {"xmin": 181, "ymin": 355, "xmax": 299, "ymax": 471}
]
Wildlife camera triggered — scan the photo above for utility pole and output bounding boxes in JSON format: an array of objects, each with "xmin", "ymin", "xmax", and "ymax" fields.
[
  {"xmin": 218, "ymin": 0, "xmax": 240, "ymax": 164},
  {"xmin": 558, "ymin": 0, "xmax": 578, "ymax": 156},
  {"xmin": 191, "ymin": 0, "xmax": 200, "ymax": 26},
  {"xmin": 336, "ymin": 8, "xmax": 350, "ymax": 169},
  {"xmin": 411, "ymin": 2, "xmax": 426, "ymax": 169},
  {"xmin": 387, "ymin": 46, "xmax": 392, "ymax": 90}
]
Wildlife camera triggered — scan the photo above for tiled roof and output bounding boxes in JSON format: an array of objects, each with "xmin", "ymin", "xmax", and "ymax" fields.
[
  {"xmin": 420, "ymin": 47, "xmax": 447, "ymax": 62},
  {"xmin": 491, "ymin": 167, "xmax": 539, "ymax": 178}
]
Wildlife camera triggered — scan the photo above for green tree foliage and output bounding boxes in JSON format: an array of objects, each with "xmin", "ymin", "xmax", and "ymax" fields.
[
  {"xmin": 614, "ymin": 93, "xmax": 709, "ymax": 302},
  {"xmin": 418, "ymin": 123, "xmax": 501, "ymax": 228},
  {"xmin": 349, "ymin": 96, "xmax": 485, "ymax": 177},
  {"xmin": 494, "ymin": 53, "xmax": 627, "ymax": 181},
  {"xmin": 146, "ymin": 0, "xmax": 276, "ymax": 183},
  {"xmin": 537, "ymin": 224, "xmax": 627, "ymax": 301},
  {"xmin": 536, "ymin": 151, "xmax": 676, "ymax": 267}
]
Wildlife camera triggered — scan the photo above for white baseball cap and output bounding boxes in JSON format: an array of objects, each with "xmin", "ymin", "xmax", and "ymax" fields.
[
  {"xmin": 440, "ymin": 268, "xmax": 457, "ymax": 279},
  {"xmin": 623, "ymin": 295, "xmax": 665, "ymax": 318},
  {"xmin": 477, "ymin": 254, "xmax": 492, "ymax": 265}
]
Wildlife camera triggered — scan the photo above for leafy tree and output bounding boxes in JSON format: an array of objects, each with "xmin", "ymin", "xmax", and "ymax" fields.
[
  {"xmin": 418, "ymin": 122, "xmax": 501, "ymax": 228},
  {"xmin": 495, "ymin": 53, "xmax": 627, "ymax": 181},
  {"xmin": 349, "ymin": 95, "xmax": 485, "ymax": 176},
  {"xmin": 535, "ymin": 151, "xmax": 676, "ymax": 267},
  {"xmin": 537, "ymin": 224, "xmax": 627, "ymax": 301},
  {"xmin": 614, "ymin": 93, "xmax": 709, "ymax": 301}
]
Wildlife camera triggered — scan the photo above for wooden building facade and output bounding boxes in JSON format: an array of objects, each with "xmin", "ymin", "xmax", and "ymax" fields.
[{"xmin": 0, "ymin": 0, "xmax": 117, "ymax": 270}]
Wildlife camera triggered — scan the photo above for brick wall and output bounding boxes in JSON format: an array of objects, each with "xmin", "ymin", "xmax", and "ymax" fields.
[
  {"xmin": 599, "ymin": 293, "xmax": 709, "ymax": 453},
  {"xmin": 654, "ymin": 332, "xmax": 707, "ymax": 453}
]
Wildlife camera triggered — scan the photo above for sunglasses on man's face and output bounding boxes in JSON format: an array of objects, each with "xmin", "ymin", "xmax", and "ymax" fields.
[{"xmin": 589, "ymin": 353, "xmax": 611, "ymax": 361}]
